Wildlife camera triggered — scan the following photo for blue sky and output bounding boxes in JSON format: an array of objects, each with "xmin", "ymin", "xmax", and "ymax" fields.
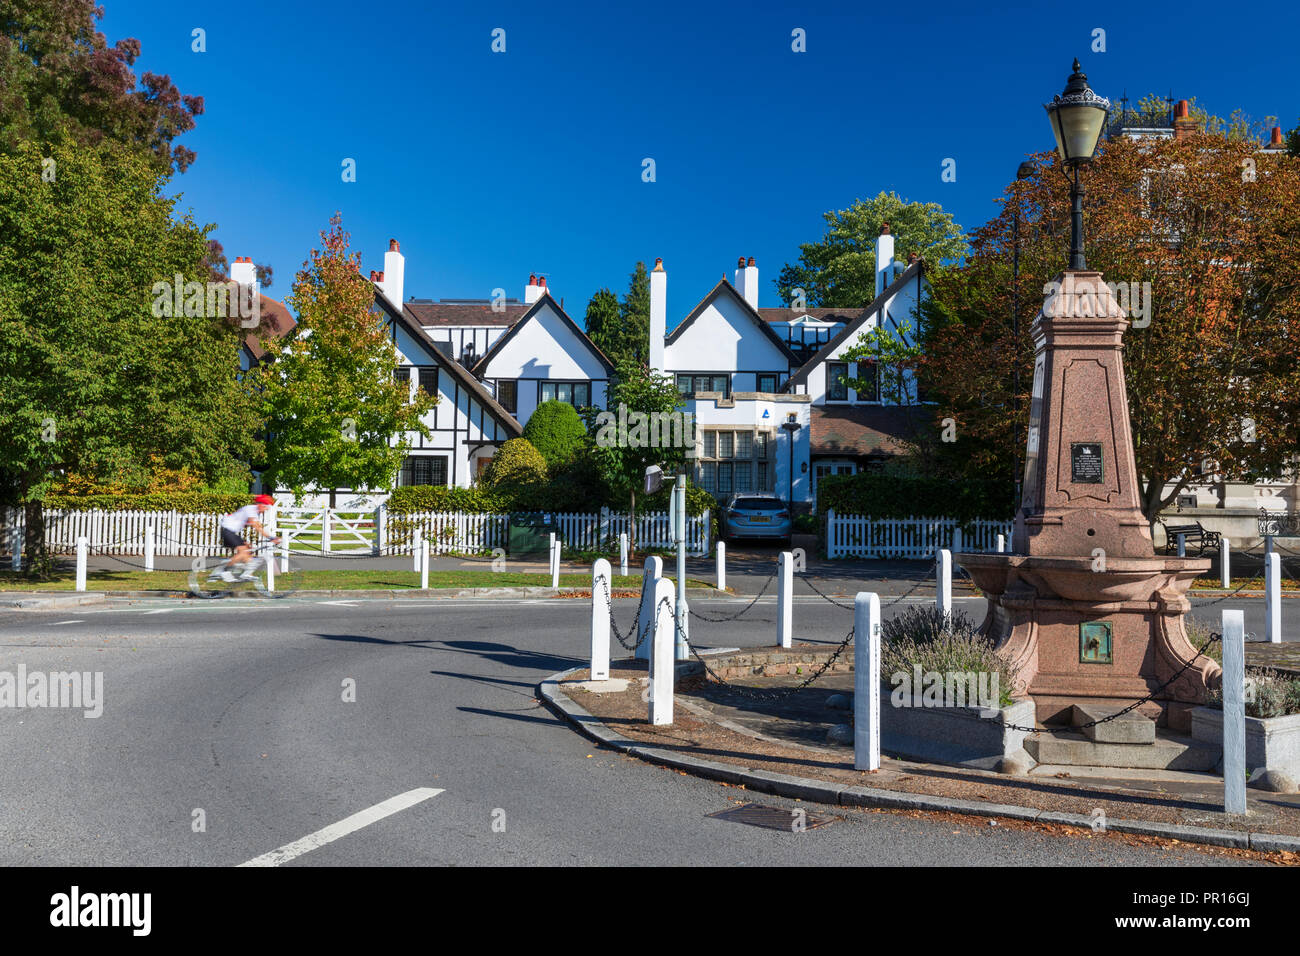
[{"xmin": 103, "ymin": 0, "xmax": 1297, "ymax": 323}]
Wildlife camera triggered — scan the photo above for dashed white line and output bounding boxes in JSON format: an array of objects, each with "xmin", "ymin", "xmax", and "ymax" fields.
[
  {"xmin": 45, "ymin": 620, "xmax": 86, "ymax": 625},
  {"xmin": 238, "ymin": 787, "xmax": 444, "ymax": 867}
]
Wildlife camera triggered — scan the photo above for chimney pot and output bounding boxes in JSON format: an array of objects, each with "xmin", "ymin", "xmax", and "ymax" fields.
[
  {"xmin": 389, "ymin": 239, "xmax": 399, "ymax": 252},
  {"xmin": 377, "ymin": 271, "xmax": 384, "ymax": 282},
  {"xmin": 528, "ymin": 273, "xmax": 536, "ymax": 285},
  {"xmin": 369, "ymin": 270, "xmax": 377, "ymax": 281},
  {"xmin": 653, "ymin": 257, "xmax": 664, "ymax": 271},
  {"xmin": 880, "ymin": 222, "xmax": 891, "ymax": 236},
  {"xmin": 738, "ymin": 256, "xmax": 746, "ymax": 268},
  {"xmin": 538, "ymin": 276, "xmax": 547, "ymax": 288},
  {"xmin": 747, "ymin": 256, "xmax": 755, "ymax": 267},
  {"xmin": 1271, "ymin": 125, "xmax": 1283, "ymax": 145},
  {"xmin": 1174, "ymin": 100, "xmax": 1189, "ymax": 119}
]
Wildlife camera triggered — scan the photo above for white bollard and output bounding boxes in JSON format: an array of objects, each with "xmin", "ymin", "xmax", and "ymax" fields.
[
  {"xmin": 648, "ymin": 576, "xmax": 676, "ymax": 725},
  {"xmin": 777, "ymin": 551, "xmax": 793, "ymax": 649},
  {"xmin": 145, "ymin": 524, "xmax": 155, "ymax": 572},
  {"xmin": 996, "ymin": 533, "xmax": 1005, "ymax": 554},
  {"xmin": 619, "ymin": 532, "xmax": 628, "ymax": 577},
  {"xmin": 413, "ymin": 534, "xmax": 423, "ymax": 573},
  {"xmin": 9, "ymin": 518, "xmax": 20, "ymax": 571},
  {"xmin": 716, "ymin": 541, "xmax": 726, "ymax": 591},
  {"xmin": 854, "ymin": 592, "xmax": 882, "ymax": 771},
  {"xmin": 421, "ymin": 538, "xmax": 430, "ymax": 590},
  {"xmin": 266, "ymin": 543, "xmax": 275, "ymax": 592},
  {"xmin": 637, "ymin": 556, "xmax": 663, "ymax": 660},
  {"xmin": 551, "ymin": 537, "xmax": 560, "ymax": 588},
  {"xmin": 936, "ymin": 549, "xmax": 952, "ymax": 617},
  {"xmin": 677, "ymin": 596, "xmax": 690, "ymax": 661},
  {"xmin": 75, "ymin": 536, "xmax": 88, "ymax": 592},
  {"xmin": 280, "ymin": 538, "xmax": 289, "ymax": 574},
  {"xmin": 1220, "ymin": 538, "xmax": 1231, "ymax": 590},
  {"xmin": 1265, "ymin": 552, "xmax": 1281, "ymax": 644},
  {"xmin": 1222, "ymin": 609, "xmax": 1246, "ymax": 815},
  {"xmin": 953, "ymin": 527, "xmax": 963, "ymax": 555},
  {"xmin": 590, "ymin": 559, "xmax": 611, "ymax": 681}
]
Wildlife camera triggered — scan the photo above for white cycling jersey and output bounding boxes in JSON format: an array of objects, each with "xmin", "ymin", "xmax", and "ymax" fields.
[{"xmin": 220, "ymin": 505, "xmax": 260, "ymax": 535}]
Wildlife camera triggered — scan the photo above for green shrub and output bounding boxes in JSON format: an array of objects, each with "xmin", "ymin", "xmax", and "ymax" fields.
[
  {"xmin": 522, "ymin": 401, "xmax": 587, "ymax": 467},
  {"xmin": 1208, "ymin": 668, "xmax": 1300, "ymax": 719},
  {"xmin": 387, "ymin": 485, "xmax": 502, "ymax": 514},
  {"xmin": 880, "ymin": 606, "xmax": 1018, "ymax": 707},
  {"xmin": 819, "ymin": 473, "xmax": 1014, "ymax": 522},
  {"xmin": 43, "ymin": 492, "xmax": 252, "ymax": 512},
  {"xmin": 480, "ymin": 438, "xmax": 548, "ymax": 488}
]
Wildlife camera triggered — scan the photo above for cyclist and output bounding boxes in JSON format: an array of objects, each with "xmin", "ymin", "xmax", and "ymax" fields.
[{"xmin": 219, "ymin": 494, "xmax": 281, "ymax": 582}]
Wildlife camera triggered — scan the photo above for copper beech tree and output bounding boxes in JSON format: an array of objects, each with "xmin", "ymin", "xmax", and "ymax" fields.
[{"xmin": 919, "ymin": 132, "xmax": 1300, "ymax": 520}]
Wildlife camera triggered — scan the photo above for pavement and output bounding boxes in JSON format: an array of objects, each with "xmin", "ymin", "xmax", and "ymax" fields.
[{"xmin": 0, "ymin": 591, "xmax": 1276, "ymax": 866}]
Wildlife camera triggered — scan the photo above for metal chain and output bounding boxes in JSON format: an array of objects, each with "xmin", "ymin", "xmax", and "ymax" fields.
[
  {"xmin": 881, "ymin": 559, "xmax": 938, "ymax": 607},
  {"xmin": 596, "ymin": 573, "xmax": 648, "ymax": 651},
  {"xmin": 800, "ymin": 574, "xmax": 855, "ymax": 610},
  {"xmin": 687, "ymin": 571, "xmax": 776, "ymax": 622},
  {"xmin": 1192, "ymin": 572, "xmax": 1265, "ymax": 607}
]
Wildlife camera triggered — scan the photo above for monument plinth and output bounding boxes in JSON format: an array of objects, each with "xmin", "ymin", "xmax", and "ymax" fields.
[{"xmin": 960, "ymin": 272, "xmax": 1220, "ymax": 730}]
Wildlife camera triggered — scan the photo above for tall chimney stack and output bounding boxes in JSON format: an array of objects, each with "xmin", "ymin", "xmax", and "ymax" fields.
[
  {"xmin": 649, "ymin": 258, "xmax": 667, "ymax": 373},
  {"xmin": 231, "ymin": 256, "xmax": 256, "ymax": 287},
  {"xmin": 1173, "ymin": 100, "xmax": 1195, "ymax": 141},
  {"xmin": 875, "ymin": 223, "xmax": 895, "ymax": 297},
  {"xmin": 525, "ymin": 273, "xmax": 544, "ymax": 304},
  {"xmin": 741, "ymin": 256, "xmax": 759, "ymax": 309},
  {"xmin": 379, "ymin": 239, "xmax": 405, "ymax": 306}
]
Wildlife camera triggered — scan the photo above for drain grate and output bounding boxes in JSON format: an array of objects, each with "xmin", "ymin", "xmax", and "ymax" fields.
[{"xmin": 707, "ymin": 802, "xmax": 835, "ymax": 831}]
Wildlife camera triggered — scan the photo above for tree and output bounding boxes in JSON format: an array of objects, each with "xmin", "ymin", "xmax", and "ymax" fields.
[
  {"xmin": 920, "ymin": 133, "xmax": 1300, "ymax": 519},
  {"xmin": 522, "ymin": 401, "xmax": 586, "ymax": 468},
  {"xmin": 583, "ymin": 359, "xmax": 687, "ymax": 555},
  {"xmin": 253, "ymin": 214, "xmax": 436, "ymax": 506},
  {"xmin": 617, "ymin": 263, "xmax": 651, "ymax": 365},
  {"xmin": 480, "ymin": 438, "xmax": 548, "ymax": 500},
  {"xmin": 583, "ymin": 288, "xmax": 623, "ymax": 363},
  {"xmin": 0, "ymin": 139, "xmax": 261, "ymax": 574},
  {"xmin": 774, "ymin": 191, "xmax": 968, "ymax": 308},
  {"xmin": 0, "ymin": 0, "xmax": 204, "ymax": 175}
]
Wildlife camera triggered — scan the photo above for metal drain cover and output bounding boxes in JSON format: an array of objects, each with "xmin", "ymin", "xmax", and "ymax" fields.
[{"xmin": 707, "ymin": 802, "xmax": 835, "ymax": 831}]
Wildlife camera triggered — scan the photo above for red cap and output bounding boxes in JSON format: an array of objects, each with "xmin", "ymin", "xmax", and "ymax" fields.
[{"xmin": 255, "ymin": 494, "xmax": 274, "ymax": 505}]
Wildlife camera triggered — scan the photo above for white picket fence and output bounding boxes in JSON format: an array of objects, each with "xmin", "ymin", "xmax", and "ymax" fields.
[
  {"xmin": 825, "ymin": 511, "xmax": 1013, "ymax": 559},
  {"xmin": 3, "ymin": 505, "xmax": 711, "ymax": 558},
  {"xmin": 387, "ymin": 508, "xmax": 711, "ymax": 556}
]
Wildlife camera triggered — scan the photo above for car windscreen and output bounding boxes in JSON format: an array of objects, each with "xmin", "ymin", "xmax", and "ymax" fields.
[{"xmin": 729, "ymin": 498, "xmax": 785, "ymax": 511}]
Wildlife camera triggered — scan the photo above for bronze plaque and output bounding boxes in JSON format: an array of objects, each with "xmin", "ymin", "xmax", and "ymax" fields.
[
  {"xmin": 1080, "ymin": 621, "xmax": 1113, "ymax": 664},
  {"xmin": 1071, "ymin": 443, "xmax": 1104, "ymax": 484}
]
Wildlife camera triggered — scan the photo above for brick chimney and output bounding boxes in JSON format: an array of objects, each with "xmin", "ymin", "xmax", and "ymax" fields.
[
  {"xmin": 649, "ymin": 258, "xmax": 666, "ymax": 373},
  {"xmin": 1173, "ymin": 100, "xmax": 1196, "ymax": 141},
  {"xmin": 1262, "ymin": 125, "xmax": 1286, "ymax": 153},
  {"xmin": 379, "ymin": 239, "xmax": 404, "ymax": 306}
]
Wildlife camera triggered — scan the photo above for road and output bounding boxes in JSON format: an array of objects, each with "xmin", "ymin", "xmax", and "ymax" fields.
[{"xmin": 0, "ymin": 587, "xmax": 1281, "ymax": 867}]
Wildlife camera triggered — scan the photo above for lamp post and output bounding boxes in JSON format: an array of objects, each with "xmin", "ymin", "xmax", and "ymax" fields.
[
  {"xmin": 1044, "ymin": 59, "xmax": 1110, "ymax": 272},
  {"xmin": 781, "ymin": 414, "xmax": 802, "ymax": 513}
]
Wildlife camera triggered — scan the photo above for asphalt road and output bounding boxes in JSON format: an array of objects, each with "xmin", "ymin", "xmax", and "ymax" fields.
[{"xmin": 0, "ymin": 589, "xmax": 1282, "ymax": 867}]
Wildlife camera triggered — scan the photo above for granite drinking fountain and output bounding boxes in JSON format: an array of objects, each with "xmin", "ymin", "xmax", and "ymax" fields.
[{"xmin": 958, "ymin": 62, "xmax": 1221, "ymax": 754}]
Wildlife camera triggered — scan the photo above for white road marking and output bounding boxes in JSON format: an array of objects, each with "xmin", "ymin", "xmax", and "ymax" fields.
[
  {"xmin": 239, "ymin": 787, "xmax": 444, "ymax": 867},
  {"xmin": 142, "ymin": 608, "xmax": 174, "ymax": 615},
  {"xmin": 320, "ymin": 600, "xmax": 360, "ymax": 607},
  {"xmin": 45, "ymin": 620, "xmax": 85, "ymax": 625}
]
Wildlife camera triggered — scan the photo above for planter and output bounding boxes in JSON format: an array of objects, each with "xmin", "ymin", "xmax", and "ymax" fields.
[
  {"xmin": 881, "ymin": 690, "xmax": 1035, "ymax": 771},
  {"xmin": 1190, "ymin": 706, "xmax": 1300, "ymax": 791}
]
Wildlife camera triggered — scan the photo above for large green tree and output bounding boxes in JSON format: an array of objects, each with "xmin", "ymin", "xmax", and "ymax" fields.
[
  {"xmin": 0, "ymin": 0, "xmax": 204, "ymax": 175},
  {"xmin": 253, "ymin": 214, "xmax": 436, "ymax": 506},
  {"xmin": 618, "ymin": 263, "xmax": 650, "ymax": 365},
  {"xmin": 0, "ymin": 139, "xmax": 261, "ymax": 572},
  {"xmin": 583, "ymin": 288, "xmax": 623, "ymax": 363},
  {"xmin": 775, "ymin": 191, "xmax": 968, "ymax": 308}
]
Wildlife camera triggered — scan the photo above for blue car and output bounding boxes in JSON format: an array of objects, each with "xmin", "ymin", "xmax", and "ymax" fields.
[{"xmin": 721, "ymin": 494, "xmax": 793, "ymax": 546}]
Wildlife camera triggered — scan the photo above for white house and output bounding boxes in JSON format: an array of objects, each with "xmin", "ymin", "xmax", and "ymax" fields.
[{"xmin": 650, "ymin": 225, "xmax": 931, "ymax": 507}]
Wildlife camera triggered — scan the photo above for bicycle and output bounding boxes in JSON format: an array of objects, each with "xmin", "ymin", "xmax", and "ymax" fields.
[{"xmin": 188, "ymin": 542, "xmax": 302, "ymax": 599}]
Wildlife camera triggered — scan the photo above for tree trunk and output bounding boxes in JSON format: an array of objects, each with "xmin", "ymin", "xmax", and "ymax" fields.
[
  {"xmin": 23, "ymin": 497, "xmax": 51, "ymax": 580},
  {"xmin": 329, "ymin": 487, "xmax": 337, "ymax": 508}
]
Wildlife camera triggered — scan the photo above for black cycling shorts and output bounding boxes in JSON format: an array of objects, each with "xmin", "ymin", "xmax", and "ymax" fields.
[{"xmin": 220, "ymin": 528, "xmax": 245, "ymax": 552}]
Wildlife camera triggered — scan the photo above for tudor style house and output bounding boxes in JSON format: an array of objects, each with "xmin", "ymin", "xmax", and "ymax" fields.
[{"xmin": 650, "ymin": 225, "xmax": 930, "ymax": 508}]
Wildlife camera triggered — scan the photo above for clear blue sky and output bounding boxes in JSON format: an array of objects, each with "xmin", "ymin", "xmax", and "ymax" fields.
[{"xmin": 103, "ymin": 0, "xmax": 1297, "ymax": 322}]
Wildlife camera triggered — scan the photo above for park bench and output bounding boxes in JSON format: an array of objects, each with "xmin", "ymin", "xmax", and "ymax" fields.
[{"xmin": 1161, "ymin": 520, "xmax": 1221, "ymax": 557}]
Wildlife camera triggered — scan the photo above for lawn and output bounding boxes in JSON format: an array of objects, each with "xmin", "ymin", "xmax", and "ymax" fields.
[{"xmin": 0, "ymin": 569, "xmax": 716, "ymax": 592}]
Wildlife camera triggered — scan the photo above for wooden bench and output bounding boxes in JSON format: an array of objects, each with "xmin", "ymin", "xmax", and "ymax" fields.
[{"xmin": 1161, "ymin": 521, "xmax": 1221, "ymax": 557}]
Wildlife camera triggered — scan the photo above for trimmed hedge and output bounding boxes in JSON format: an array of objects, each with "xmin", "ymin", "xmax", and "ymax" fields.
[
  {"xmin": 818, "ymin": 473, "xmax": 1015, "ymax": 522},
  {"xmin": 387, "ymin": 485, "xmax": 503, "ymax": 515},
  {"xmin": 42, "ymin": 492, "xmax": 253, "ymax": 512}
]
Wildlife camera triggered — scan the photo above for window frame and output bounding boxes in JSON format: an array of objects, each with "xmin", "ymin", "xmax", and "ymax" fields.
[{"xmin": 827, "ymin": 362, "xmax": 849, "ymax": 402}]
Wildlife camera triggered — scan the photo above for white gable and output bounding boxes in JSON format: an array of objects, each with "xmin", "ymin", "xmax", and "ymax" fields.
[
  {"xmin": 665, "ymin": 289, "xmax": 789, "ymax": 373},
  {"xmin": 480, "ymin": 300, "xmax": 607, "ymax": 380}
]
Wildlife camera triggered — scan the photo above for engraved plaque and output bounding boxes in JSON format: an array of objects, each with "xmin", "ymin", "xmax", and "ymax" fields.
[
  {"xmin": 1070, "ymin": 443, "xmax": 1103, "ymax": 484},
  {"xmin": 1079, "ymin": 621, "xmax": 1113, "ymax": 664}
]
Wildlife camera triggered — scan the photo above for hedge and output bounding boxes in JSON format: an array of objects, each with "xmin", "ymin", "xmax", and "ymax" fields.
[
  {"xmin": 41, "ymin": 492, "xmax": 253, "ymax": 513},
  {"xmin": 387, "ymin": 485, "xmax": 503, "ymax": 514},
  {"xmin": 818, "ymin": 473, "xmax": 1015, "ymax": 522}
]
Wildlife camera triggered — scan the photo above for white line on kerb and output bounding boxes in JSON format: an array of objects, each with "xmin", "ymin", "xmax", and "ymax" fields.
[{"xmin": 238, "ymin": 787, "xmax": 444, "ymax": 867}]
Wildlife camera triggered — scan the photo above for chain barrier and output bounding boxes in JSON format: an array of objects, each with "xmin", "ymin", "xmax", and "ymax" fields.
[
  {"xmin": 687, "ymin": 571, "xmax": 777, "ymax": 622},
  {"xmin": 881, "ymin": 559, "xmax": 938, "ymax": 608},
  {"xmin": 799, "ymin": 574, "xmax": 855, "ymax": 610},
  {"xmin": 595, "ymin": 573, "xmax": 649, "ymax": 651},
  {"xmin": 1191, "ymin": 572, "xmax": 1266, "ymax": 607}
]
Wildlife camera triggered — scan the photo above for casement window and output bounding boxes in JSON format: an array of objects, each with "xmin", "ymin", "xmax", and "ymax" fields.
[
  {"xmin": 676, "ymin": 374, "xmax": 731, "ymax": 398},
  {"xmin": 757, "ymin": 373, "xmax": 779, "ymax": 393},
  {"xmin": 856, "ymin": 361, "xmax": 880, "ymax": 403},
  {"xmin": 827, "ymin": 362, "xmax": 849, "ymax": 401},
  {"xmin": 538, "ymin": 380, "xmax": 591, "ymax": 408},
  {"xmin": 396, "ymin": 366, "xmax": 437, "ymax": 401},
  {"xmin": 399, "ymin": 455, "xmax": 448, "ymax": 487},
  {"xmin": 496, "ymin": 379, "xmax": 518, "ymax": 414},
  {"xmin": 698, "ymin": 428, "xmax": 772, "ymax": 495}
]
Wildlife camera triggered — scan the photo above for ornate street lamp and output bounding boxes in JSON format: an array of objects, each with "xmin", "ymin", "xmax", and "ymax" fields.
[{"xmin": 1044, "ymin": 59, "xmax": 1110, "ymax": 271}]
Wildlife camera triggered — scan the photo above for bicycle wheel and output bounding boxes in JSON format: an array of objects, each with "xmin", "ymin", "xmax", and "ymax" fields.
[
  {"xmin": 188, "ymin": 556, "xmax": 234, "ymax": 598},
  {"xmin": 253, "ymin": 551, "xmax": 302, "ymax": 598}
]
